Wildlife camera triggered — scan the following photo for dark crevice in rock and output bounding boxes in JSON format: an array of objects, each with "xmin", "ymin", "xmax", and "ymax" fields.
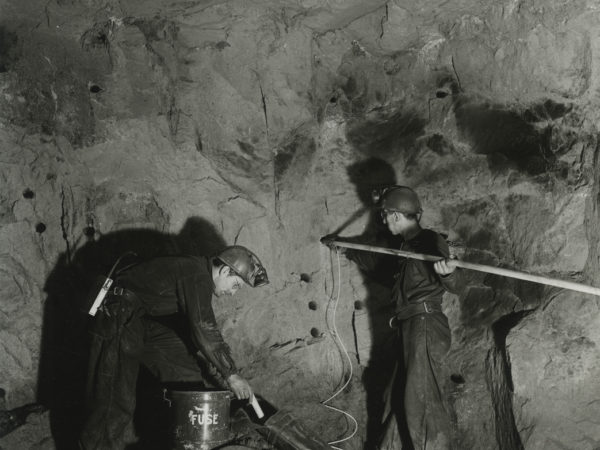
[
  {"xmin": 269, "ymin": 335, "xmax": 325, "ymax": 353},
  {"xmin": 59, "ymin": 186, "xmax": 72, "ymax": 264},
  {"xmin": 486, "ymin": 310, "xmax": 533, "ymax": 450},
  {"xmin": 583, "ymin": 139, "xmax": 600, "ymax": 285},
  {"xmin": 451, "ymin": 56, "xmax": 463, "ymax": 92},
  {"xmin": 258, "ymin": 80, "xmax": 269, "ymax": 137},
  {"xmin": 379, "ymin": 4, "xmax": 388, "ymax": 40},
  {"xmin": 0, "ymin": 27, "xmax": 20, "ymax": 72},
  {"xmin": 194, "ymin": 128, "xmax": 203, "ymax": 152},
  {"xmin": 166, "ymin": 95, "xmax": 179, "ymax": 137},
  {"xmin": 233, "ymin": 224, "xmax": 244, "ymax": 244}
]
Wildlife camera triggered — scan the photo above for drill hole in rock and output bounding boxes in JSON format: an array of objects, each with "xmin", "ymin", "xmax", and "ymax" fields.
[
  {"xmin": 308, "ymin": 301, "xmax": 317, "ymax": 311},
  {"xmin": 300, "ymin": 273, "xmax": 311, "ymax": 283},
  {"xmin": 310, "ymin": 327, "xmax": 321, "ymax": 338},
  {"xmin": 83, "ymin": 226, "xmax": 96, "ymax": 237},
  {"xmin": 451, "ymin": 374, "xmax": 465, "ymax": 384},
  {"xmin": 354, "ymin": 301, "xmax": 364, "ymax": 310},
  {"xmin": 35, "ymin": 222, "xmax": 47, "ymax": 234},
  {"xmin": 22, "ymin": 188, "xmax": 35, "ymax": 199},
  {"xmin": 89, "ymin": 84, "xmax": 102, "ymax": 93}
]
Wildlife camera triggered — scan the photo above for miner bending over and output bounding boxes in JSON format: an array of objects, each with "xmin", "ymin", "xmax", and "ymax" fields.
[{"xmin": 80, "ymin": 245, "xmax": 268, "ymax": 450}]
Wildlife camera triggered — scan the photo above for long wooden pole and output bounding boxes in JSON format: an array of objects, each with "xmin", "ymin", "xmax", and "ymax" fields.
[{"xmin": 330, "ymin": 240, "xmax": 600, "ymax": 297}]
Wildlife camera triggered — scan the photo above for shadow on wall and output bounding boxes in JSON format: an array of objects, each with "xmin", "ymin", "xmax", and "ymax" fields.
[
  {"xmin": 37, "ymin": 217, "xmax": 226, "ymax": 449},
  {"xmin": 452, "ymin": 97, "xmax": 572, "ymax": 177},
  {"xmin": 345, "ymin": 111, "xmax": 427, "ymax": 160},
  {"xmin": 334, "ymin": 158, "xmax": 410, "ymax": 449}
]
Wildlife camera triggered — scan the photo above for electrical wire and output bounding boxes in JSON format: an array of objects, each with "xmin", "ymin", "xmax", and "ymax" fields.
[{"xmin": 321, "ymin": 250, "xmax": 359, "ymax": 450}]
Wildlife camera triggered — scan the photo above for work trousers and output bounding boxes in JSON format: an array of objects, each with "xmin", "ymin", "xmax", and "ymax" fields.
[
  {"xmin": 380, "ymin": 311, "xmax": 452, "ymax": 450},
  {"xmin": 79, "ymin": 294, "xmax": 207, "ymax": 450}
]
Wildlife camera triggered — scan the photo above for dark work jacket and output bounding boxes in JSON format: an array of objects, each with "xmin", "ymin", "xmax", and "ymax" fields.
[
  {"xmin": 346, "ymin": 228, "xmax": 459, "ymax": 311},
  {"xmin": 115, "ymin": 255, "xmax": 238, "ymax": 378},
  {"xmin": 391, "ymin": 229, "xmax": 458, "ymax": 310}
]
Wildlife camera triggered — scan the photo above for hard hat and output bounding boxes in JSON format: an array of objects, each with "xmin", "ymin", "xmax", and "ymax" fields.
[
  {"xmin": 215, "ymin": 245, "xmax": 269, "ymax": 287},
  {"xmin": 373, "ymin": 185, "xmax": 422, "ymax": 215}
]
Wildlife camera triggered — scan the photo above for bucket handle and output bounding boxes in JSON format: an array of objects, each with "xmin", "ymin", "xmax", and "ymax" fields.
[{"xmin": 160, "ymin": 389, "xmax": 262, "ymax": 416}]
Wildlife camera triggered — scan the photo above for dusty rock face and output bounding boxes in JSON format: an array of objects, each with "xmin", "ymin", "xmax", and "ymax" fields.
[
  {"xmin": 508, "ymin": 291, "xmax": 600, "ymax": 450},
  {"xmin": 1, "ymin": 0, "xmax": 600, "ymax": 449}
]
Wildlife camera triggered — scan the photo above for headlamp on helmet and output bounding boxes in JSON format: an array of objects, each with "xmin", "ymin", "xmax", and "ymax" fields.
[{"xmin": 215, "ymin": 245, "xmax": 269, "ymax": 288}]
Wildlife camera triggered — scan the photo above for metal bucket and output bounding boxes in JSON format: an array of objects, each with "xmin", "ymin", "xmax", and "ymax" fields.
[{"xmin": 165, "ymin": 390, "xmax": 233, "ymax": 450}]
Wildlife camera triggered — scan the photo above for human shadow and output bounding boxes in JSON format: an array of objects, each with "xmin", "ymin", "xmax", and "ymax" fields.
[
  {"xmin": 37, "ymin": 216, "xmax": 227, "ymax": 449},
  {"xmin": 331, "ymin": 157, "xmax": 412, "ymax": 449},
  {"xmin": 452, "ymin": 97, "xmax": 561, "ymax": 178}
]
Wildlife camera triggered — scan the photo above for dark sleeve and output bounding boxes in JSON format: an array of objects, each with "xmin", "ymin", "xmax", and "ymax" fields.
[
  {"xmin": 346, "ymin": 245, "xmax": 381, "ymax": 273},
  {"xmin": 341, "ymin": 234, "xmax": 401, "ymax": 288},
  {"xmin": 177, "ymin": 274, "xmax": 238, "ymax": 379},
  {"xmin": 433, "ymin": 232, "xmax": 461, "ymax": 294},
  {"xmin": 340, "ymin": 234, "xmax": 387, "ymax": 271}
]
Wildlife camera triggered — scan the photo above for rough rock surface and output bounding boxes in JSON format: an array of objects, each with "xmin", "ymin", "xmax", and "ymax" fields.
[{"xmin": 1, "ymin": 0, "xmax": 600, "ymax": 449}]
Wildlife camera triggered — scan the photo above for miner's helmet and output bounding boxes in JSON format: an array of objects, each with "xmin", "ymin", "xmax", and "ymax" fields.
[
  {"xmin": 215, "ymin": 245, "xmax": 269, "ymax": 287},
  {"xmin": 371, "ymin": 185, "xmax": 423, "ymax": 215}
]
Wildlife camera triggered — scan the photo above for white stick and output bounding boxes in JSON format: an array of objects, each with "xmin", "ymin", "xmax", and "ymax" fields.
[
  {"xmin": 249, "ymin": 395, "xmax": 264, "ymax": 419},
  {"xmin": 331, "ymin": 240, "xmax": 600, "ymax": 297},
  {"xmin": 88, "ymin": 277, "xmax": 113, "ymax": 316}
]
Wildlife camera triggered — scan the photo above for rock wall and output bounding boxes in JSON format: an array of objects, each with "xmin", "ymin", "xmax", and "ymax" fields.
[{"xmin": 1, "ymin": 0, "xmax": 600, "ymax": 449}]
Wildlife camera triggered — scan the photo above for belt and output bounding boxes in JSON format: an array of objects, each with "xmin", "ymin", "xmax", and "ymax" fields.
[
  {"xmin": 389, "ymin": 300, "xmax": 442, "ymax": 328},
  {"xmin": 107, "ymin": 286, "xmax": 177, "ymax": 316}
]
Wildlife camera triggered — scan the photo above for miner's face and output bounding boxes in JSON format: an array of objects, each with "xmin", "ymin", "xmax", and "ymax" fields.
[
  {"xmin": 382, "ymin": 210, "xmax": 413, "ymax": 236},
  {"xmin": 214, "ymin": 266, "xmax": 245, "ymax": 297}
]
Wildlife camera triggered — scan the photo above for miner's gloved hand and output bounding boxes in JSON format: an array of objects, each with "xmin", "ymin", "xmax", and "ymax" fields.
[
  {"xmin": 434, "ymin": 255, "xmax": 458, "ymax": 276},
  {"xmin": 227, "ymin": 374, "xmax": 253, "ymax": 400}
]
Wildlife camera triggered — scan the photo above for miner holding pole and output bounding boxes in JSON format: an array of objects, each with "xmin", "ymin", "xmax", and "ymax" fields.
[{"xmin": 322, "ymin": 186, "xmax": 459, "ymax": 450}]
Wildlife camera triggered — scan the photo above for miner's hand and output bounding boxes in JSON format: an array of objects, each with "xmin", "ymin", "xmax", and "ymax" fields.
[
  {"xmin": 434, "ymin": 256, "xmax": 458, "ymax": 276},
  {"xmin": 227, "ymin": 374, "xmax": 253, "ymax": 400}
]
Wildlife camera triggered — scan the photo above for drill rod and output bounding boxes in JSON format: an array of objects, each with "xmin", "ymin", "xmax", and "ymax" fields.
[{"xmin": 330, "ymin": 240, "xmax": 600, "ymax": 297}]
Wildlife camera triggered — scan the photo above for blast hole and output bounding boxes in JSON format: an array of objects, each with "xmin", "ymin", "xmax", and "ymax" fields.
[
  {"xmin": 36, "ymin": 222, "xmax": 47, "ymax": 233},
  {"xmin": 436, "ymin": 90, "xmax": 449, "ymax": 98},
  {"xmin": 23, "ymin": 188, "xmax": 35, "ymax": 199},
  {"xmin": 329, "ymin": 97, "xmax": 337, "ymax": 103},
  {"xmin": 84, "ymin": 226, "xmax": 96, "ymax": 237},
  {"xmin": 450, "ymin": 374, "xmax": 465, "ymax": 384},
  {"xmin": 300, "ymin": 273, "xmax": 311, "ymax": 283},
  {"xmin": 89, "ymin": 84, "xmax": 102, "ymax": 93},
  {"xmin": 308, "ymin": 301, "xmax": 317, "ymax": 311},
  {"xmin": 310, "ymin": 327, "xmax": 321, "ymax": 338},
  {"xmin": 354, "ymin": 301, "xmax": 364, "ymax": 310}
]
